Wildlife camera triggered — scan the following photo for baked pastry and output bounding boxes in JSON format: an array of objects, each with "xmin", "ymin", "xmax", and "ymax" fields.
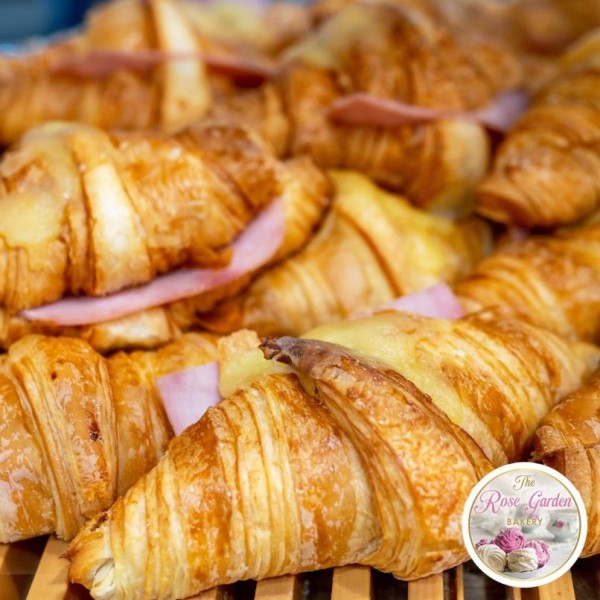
[
  {"xmin": 477, "ymin": 31, "xmax": 600, "ymax": 228},
  {"xmin": 0, "ymin": 332, "xmax": 218, "ymax": 543},
  {"xmin": 0, "ymin": 0, "xmax": 288, "ymax": 145},
  {"xmin": 456, "ymin": 222, "xmax": 600, "ymax": 343},
  {"xmin": 0, "ymin": 0, "xmax": 213, "ymax": 144},
  {"xmin": 199, "ymin": 170, "xmax": 492, "ymax": 336},
  {"xmin": 66, "ymin": 311, "xmax": 599, "ymax": 596},
  {"xmin": 0, "ymin": 122, "xmax": 330, "ymax": 351},
  {"xmin": 533, "ymin": 369, "xmax": 600, "ymax": 557},
  {"xmin": 210, "ymin": 2, "xmax": 523, "ymax": 212}
]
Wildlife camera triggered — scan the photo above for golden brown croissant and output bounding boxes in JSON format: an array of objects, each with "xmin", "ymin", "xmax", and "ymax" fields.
[
  {"xmin": 198, "ymin": 170, "xmax": 492, "ymax": 336},
  {"xmin": 67, "ymin": 311, "xmax": 599, "ymax": 596},
  {"xmin": 0, "ymin": 142, "xmax": 331, "ymax": 352},
  {"xmin": 0, "ymin": 0, "xmax": 219, "ymax": 144},
  {"xmin": 532, "ymin": 369, "xmax": 600, "ymax": 557},
  {"xmin": 456, "ymin": 222, "xmax": 600, "ymax": 343},
  {"xmin": 476, "ymin": 32, "xmax": 600, "ymax": 228},
  {"xmin": 210, "ymin": 3, "xmax": 523, "ymax": 212},
  {"xmin": 0, "ymin": 0, "xmax": 299, "ymax": 146},
  {"xmin": 0, "ymin": 331, "xmax": 218, "ymax": 543},
  {"xmin": 0, "ymin": 118, "xmax": 329, "ymax": 309}
]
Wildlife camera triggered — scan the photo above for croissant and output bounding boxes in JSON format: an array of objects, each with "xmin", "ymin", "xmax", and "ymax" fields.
[
  {"xmin": 0, "ymin": 135, "xmax": 330, "ymax": 352},
  {"xmin": 66, "ymin": 311, "xmax": 599, "ymax": 597},
  {"xmin": 198, "ymin": 170, "xmax": 492, "ymax": 336},
  {"xmin": 0, "ymin": 0, "xmax": 220, "ymax": 144},
  {"xmin": 0, "ymin": 117, "xmax": 329, "ymax": 305},
  {"xmin": 0, "ymin": 0, "xmax": 299, "ymax": 146},
  {"xmin": 476, "ymin": 32, "xmax": 600, "ymax": 228},
  {"xmin": 532, "ymin": 369, "xmax": 600, "ymax": 557},
  {"xmin": 210, "ymin": 2, "xmax": 523, "ymax": 212},
  {"xmin": 455, "ymin": 222, "xmax": 600, "ymax": 343},
  {"xmin": 0, "ymin": 331, "xmax": 218, "ymax": 543}
]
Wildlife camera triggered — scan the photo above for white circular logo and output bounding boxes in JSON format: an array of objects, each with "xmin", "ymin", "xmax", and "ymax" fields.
[{"xmin": 462, "ymin": 462, "xmax": 587, "ymax": 588}]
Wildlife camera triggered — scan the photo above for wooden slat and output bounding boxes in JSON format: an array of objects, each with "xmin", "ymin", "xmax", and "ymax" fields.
[
  {"xmin": 0, "ymin": 544, "xmax": 22, "ymax": 600},
  {"xmin": 255, "ymin": 575, "xmax": 300, "ymax": 600},
  {"xmin": 506, "ymin": 586, "xmax": 523, "ymax": 600},
  {"xmin": 1, "ymin": 538, "xmax": 47, "ymax": 600},
  {"xmin": 331, "ymin": 566, "xmax": 371, "ymax": 600},
  {"xmin": 189, "ymin": 587, "xmax": 225, "ymax": 600},
  {"xmin": 26, "ymin": 537, "xmax": 71, "ymax": 600},
  {"xmin": 534, "ymin": 571, "xmax": 576, "ymax": 600},
  {"xmin": 455, "ymin": 565, "xmax": 465, "ymax": 600},
  {"xmin": 407, "ymin": 573, "xmax": 444, "ymax": 600},
  {"xmin": 0, "ymin": 538, "xmax": 582, "ymax": 600}
]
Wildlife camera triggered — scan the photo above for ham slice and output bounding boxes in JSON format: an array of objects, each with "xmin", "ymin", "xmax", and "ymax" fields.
[
  {"xmin": 51, "ymin": 49, "xmax": 275, "ymax": 83},
  {"xmin": 352, "ymin": 283, "xmax": 465, "ymax": 320},
  {"xmin": 22, "ymin": 198, "xmax": 284, "ymax": 326},
  {"xmin": 157, "ymin": 361, "xmax": 221, "ymax": 435},
  {"xmin": 327, "ymin": 90, "xmax": 529, "ymax": 134}
]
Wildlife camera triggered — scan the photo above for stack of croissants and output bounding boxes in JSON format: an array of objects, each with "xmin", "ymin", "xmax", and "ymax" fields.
[{"xmin": 1, "ymin": 0, "xmax": 600, "ymax": 598}]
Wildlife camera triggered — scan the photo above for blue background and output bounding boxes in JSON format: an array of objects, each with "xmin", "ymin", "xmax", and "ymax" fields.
[{"xmin": 0, "ymin": 1, "xmax": 99, "ymax": 43}]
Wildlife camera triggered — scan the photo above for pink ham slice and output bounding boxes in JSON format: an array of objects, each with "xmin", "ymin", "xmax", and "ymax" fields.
[
  {"xmin": 352, "ymin": 283, "xmax": 465, "ymax": 320},
  {"xmin": 157, "ymin": 361, "xmax": 221, "ymax": 435},
  {"xmin": 51, "ymin": 49, "xmax": 275, "ymax": 83},
  {"xmin": 21, "ymin": 198, "xmax": 284, "ymax": 326},
  {"xmin": 327, "ymin": 90, "xmax": 529, "ymax": 134}
]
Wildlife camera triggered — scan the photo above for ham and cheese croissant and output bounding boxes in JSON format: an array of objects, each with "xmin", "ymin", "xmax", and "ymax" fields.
[
  {"xmin": 66, "ymin": 311, "xmax": 599, "ymax": 597},
  {"xmin": 0, "ymin": 119, "xmax": 282, "ymax": 310},
  {"xmin": 0, "ymin": 127, "xmax": 330, "ymax": 352},
  {"xmin": 0, "ymin": 332, "xmax": 218, "ymax": 543},
  {"xmin": 0, "ymin": 0, "xmax": 214, "ymax": 144},
  {"xmin": 210, "ymin": 2, "xmax": 523, "ymax": 212},
  {"xmin": 532, "ymin": 369, "xmax": 600, "ymax": 557},
  {"xmin": 199, "ymin": 170, "xmax": 492, "ymax": 336},
  {"xmin": 476, "ymin": 31, "xmax": 600, "ymax": 228},
  {"xmin": 0, "ymin": 0, "xmax": 291, "ymax": 145},
  {"xmin": 456, "ymin": 222, "xmax": 600, "ymax": 343},
  {"xmin": 0, "ymin": 119, "xmax": 330, "ymax": 346}
]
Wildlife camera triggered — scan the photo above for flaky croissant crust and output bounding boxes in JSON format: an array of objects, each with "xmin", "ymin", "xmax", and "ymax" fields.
[
  {"xmin": 0, "ymin": 332, "xmax": 218, "ymax": 543},
  {"xmin": 456, "ymin": 222, "xmax": 600, "ymax": 343},
  {"xmin": 477, "ymin": 34, "xmax": 600, "ymax": 228},
  {"xmin": 211, "ymin": 2, "xmax": 524, "ymax": 211},
  {"xmin": 66, "ymin": 312, "xmax": 599, "ymax": 598},
  {"xmin": 533, "ymin": 370, "xmax": 600, "ymax": 557}
]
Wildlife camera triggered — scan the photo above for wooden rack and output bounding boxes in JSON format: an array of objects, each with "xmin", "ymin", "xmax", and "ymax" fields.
[{"xmin": 3, "ymin": 536, "xmax": 598, "ymax": 600}]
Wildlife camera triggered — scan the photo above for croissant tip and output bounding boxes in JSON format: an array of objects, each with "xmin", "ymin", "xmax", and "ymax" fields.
[{"xmin": 259, "ymin": 337, "xmax": 287, "ymax": 362}]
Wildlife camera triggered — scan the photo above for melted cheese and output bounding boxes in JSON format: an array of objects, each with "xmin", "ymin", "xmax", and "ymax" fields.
[{"xmin": 282, "ymin": 5, "xmax": 388, "ymax": 69}]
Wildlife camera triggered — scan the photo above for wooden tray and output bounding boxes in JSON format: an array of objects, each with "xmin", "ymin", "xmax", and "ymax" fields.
[{"xmin": 3, "ymin": 536, "xmax": 599, "ymax": 600}]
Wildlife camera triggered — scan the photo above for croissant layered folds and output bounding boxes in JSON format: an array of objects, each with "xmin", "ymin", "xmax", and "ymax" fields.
[
  {"xmin": 66, "ymin": 312, "xmax": 600, "ymax": 597},
  {"xmin": 199, "ymin": 170, "xmax": 492, "ymax": 336},
  {"xmin": 0, "ymin": 0, "xmax": 316, "ymax": 146},
  {"xmin": 476, "ymin": 32, "xmax": 600, "ymax": 228},
  {"xmin": 0, "ymin": 120, "xmax": 281, "ymax": 309},
  {"xmin": 211, "ymin": 3, "xmax": 522, "ymax": 211},
  {"xmin": 0, "ymin": 0, "xmax": 218, "ymax": 144},
  {"xmin": 533, "ymin": 370, "xmax": 600, "ymax": 557},
  {"xmin": 456, "ymin": 222, "xmax": 600, "ymax": 343},
  {"xmin": 0, "ymin": 332, "xmax": 218, "ymax": 543},
  {"xmin": 0, "ymin": 119, "xmax": 331, "ymax": 346},
  {"xmin": 0, "ymin": 130, "xmax": 330, "ymax": 351}
]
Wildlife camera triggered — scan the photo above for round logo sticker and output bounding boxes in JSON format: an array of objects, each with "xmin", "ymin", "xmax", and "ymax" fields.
[{"xmin": 462, "ymin": 462, "xmax": 587, "ymax": 588}]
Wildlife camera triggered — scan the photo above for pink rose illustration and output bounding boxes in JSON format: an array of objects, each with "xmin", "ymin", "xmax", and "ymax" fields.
[
  {"xmin": 494, "ymin": 527, "xmax": 526, "ymax": 553},
  {"xmin": 525, "ymin": 540, "xmax": 551, "ymax": 568},
  {"xmin": 553, "ymin": 520, "xmax": 565, "ymax": 528}
]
